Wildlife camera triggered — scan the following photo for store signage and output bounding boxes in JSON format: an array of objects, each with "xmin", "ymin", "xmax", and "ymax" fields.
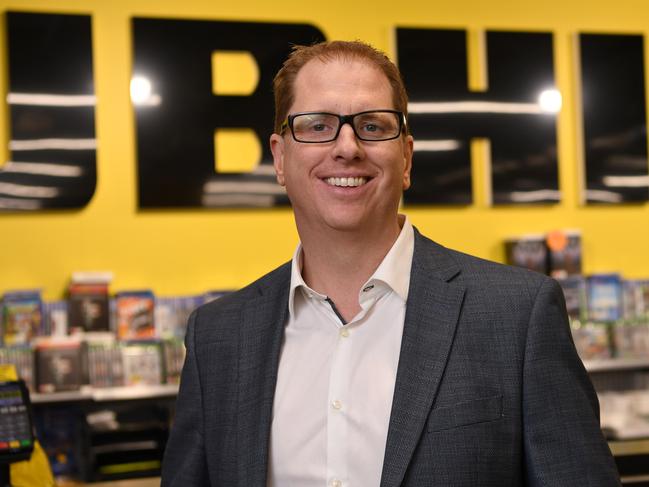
[
  {"xmin": 0, "ymin": 12, "xmax": 96, "ymax": 211},
  {"xmin": 1, "ymin": 11, "xmax": 647, "ymax": 211}
]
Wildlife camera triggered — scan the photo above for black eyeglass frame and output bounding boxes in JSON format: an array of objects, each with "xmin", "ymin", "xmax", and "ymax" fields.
[{"xmin": 279, "ymin": 109, "xmax": 407, "ymax": 143}]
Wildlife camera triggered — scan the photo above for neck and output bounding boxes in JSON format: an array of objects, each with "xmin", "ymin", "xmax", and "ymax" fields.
[{"xmin": 297, "ymin": 216, "xmax": 403, "ymax": 321}]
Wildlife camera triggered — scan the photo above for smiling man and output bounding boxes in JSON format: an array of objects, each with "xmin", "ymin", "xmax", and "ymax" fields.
[{"xmin": 161, "ymin": 41, "xmax": 620, "ymax": 486}]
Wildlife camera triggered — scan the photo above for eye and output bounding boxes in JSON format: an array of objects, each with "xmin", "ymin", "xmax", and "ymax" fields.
[
  {"xmin": 359, "ymin": 120, "xmax": 385, "ymax": 134},
  {"xmin": 299, "ymin": 115, "xmax": 335, "ymax": 133}
]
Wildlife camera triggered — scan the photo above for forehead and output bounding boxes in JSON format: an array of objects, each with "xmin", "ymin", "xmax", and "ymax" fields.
[{"xmin": 290, "ymin": 57, "xmax": 393, "ymax": 112}]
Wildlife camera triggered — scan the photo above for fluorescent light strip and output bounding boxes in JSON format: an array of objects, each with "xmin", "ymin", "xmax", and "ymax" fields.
[
  {"xmin": 201, "ymin": 194, "xmax": 275, "ymax": 207},
  {"xmin": 585, "ymin": 190, "xmax": 623, "ymax": 203},
  {"xmin": 9, "ymin": 139, "xmax": 97, "ymax": 151},
  {"xmin": 0, "ymin": 182, "xmax": 59, "ymax": 198},
  {"xmin": 7, "ymin": 92, "xmax": 96, "ymax": 107},
  {"xmin": 413, "ymin": 140, "xmax": 461, "ymax": 151},
  {"xmin": 3, "ymin": 161, "xmax": 83, "ymax": 177},
  {"xmin": 203, "ymin": 181, "xmax": 286, "ymax": 195},
  {"xmin": 251, "ymin": 165, "xmax": 277, "ymax": 176},
  {"xmin": 0, "ymin": 197, "xmax": 41, "ymax": 210},
  {"xmin": 508, "ymin": 189, "xmax": 561, "ymax": 203},
  {"xmin": 408, "ymin": 101, "xmax": 543, "ymax": 115},
  {"xmin": 133, "ymin": 94, "xmax": 162, "ymax": 107},
  {"xmin": 603, "ymin": 175, "xmax": 649, "ymax": 188}
]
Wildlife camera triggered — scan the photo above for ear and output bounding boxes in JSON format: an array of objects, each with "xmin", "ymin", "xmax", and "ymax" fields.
[
  {"xmin": 402, "ymin": 134, "xmax": 413, "ymax": 190},
  {"xmin": 270, "ymin": 133, "xmax": 286, "ymax": 186}
]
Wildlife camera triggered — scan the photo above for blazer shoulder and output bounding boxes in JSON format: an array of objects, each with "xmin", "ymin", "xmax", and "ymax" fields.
[
  {"xmin": 199, "ymin": 260, "xmax": 291, "ymax": 313},
  {"xmin": 190, "ymin": 261, "xmax": 291, "ymax": 334},
  {"xmin": 414, "ymin": 229, "xmax": 549, "ymax": 298}
]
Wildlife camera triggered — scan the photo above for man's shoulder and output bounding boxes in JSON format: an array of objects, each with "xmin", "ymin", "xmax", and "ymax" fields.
[
  {"xmin": 413, "ymin": 229, "xmax": 549, "ymax": 291},
  {"xmin": 192, "ymin": 261, "xmax": 291, "ymax": 323}
]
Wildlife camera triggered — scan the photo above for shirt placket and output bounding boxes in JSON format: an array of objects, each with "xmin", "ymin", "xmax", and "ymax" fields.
[{"xmin": 325, "ymin": 311, "xmax": 353, "ymax": 487}]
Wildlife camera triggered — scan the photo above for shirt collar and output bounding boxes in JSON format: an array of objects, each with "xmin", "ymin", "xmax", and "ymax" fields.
[
  {"xmin": 366, "ymin": 215, "xmax": 414, "ymax": 302},
  {"xmin": 288, "ymin": 215, "xmax": 415, "ymax": 317}
]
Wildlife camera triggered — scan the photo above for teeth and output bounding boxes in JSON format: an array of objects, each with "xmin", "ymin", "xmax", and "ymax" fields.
[{"xmin": 326, "ymin": 177, "xmax": 367, "ymax": 187}]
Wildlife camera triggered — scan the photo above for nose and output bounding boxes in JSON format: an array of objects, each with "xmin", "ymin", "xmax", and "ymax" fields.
[{"xmin": 332, "ymin": 123, "xmax": 364, "ymax": 162}]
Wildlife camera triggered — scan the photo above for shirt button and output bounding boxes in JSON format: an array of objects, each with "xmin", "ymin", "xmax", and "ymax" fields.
[
  {"xmin": 340, "ymin": 328, "xmax": 349, "ymax": 338},
  {"xmin": 331, "ymin": 480, "xmax": 342, "ymax": 487},
  {"xmin": 331, "ymin": 399, "xmax": 342, "ymax": 410}
]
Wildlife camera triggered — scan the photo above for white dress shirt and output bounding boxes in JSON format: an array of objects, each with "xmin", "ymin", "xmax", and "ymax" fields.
[{"xmin": 268, "ymin": 217, "xmax": 415, "ymax": 487}]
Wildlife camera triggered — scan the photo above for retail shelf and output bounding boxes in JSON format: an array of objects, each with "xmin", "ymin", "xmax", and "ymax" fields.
[
  {"xmin": 31, "ymin": 384, "xmax": 178, "ymax": 404},
  {"xmin": 583, "ymin": 358, "xmax": 649, "ymax": 373},
  {"xmin": 609, "ymin": 438, "xmax": 649, "ymax": 456},
  {"xmin": 92, "ymin": 441, "xmax": 160, "ymax": 455}
]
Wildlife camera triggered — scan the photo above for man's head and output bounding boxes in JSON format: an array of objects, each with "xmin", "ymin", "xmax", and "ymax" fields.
[
  {"xmin": 270, "ymin": 41, "xmax": 413, "ymax": 240},
  {"xmin": 273, "ymin": 40, "xmax": 409, "ymax": 135}
]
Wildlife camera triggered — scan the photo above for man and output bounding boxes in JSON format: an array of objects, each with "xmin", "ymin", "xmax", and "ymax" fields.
[{"xmin": 162, "ymin": 41, "xmax": 620, "ymax": 486}]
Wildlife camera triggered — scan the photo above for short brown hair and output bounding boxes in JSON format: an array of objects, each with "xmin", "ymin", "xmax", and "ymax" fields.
[{"xmin": 272, "ymin": 40, "xmax": 409, "ymax": 134}]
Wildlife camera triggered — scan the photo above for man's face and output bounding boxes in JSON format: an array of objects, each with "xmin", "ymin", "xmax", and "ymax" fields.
[{"xmin": 270, "ymin": 58, "xmax": 413, "ymax": 237}]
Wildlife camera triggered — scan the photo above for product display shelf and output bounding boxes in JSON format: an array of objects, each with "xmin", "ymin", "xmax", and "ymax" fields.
[
  {"xmin": 584, "ymin": 358, "xmax": 649, "ymax": 373},
  {"xmin": 31, "ymin": 384, "xmax": 179, "ymax": 404},
  {"xmin": 610, "ymin": 439, "xmax": 649, "ymax": 486},
  {"xmin": 32, "ymin": 386, "xmax": 177, "ymax": 482}
]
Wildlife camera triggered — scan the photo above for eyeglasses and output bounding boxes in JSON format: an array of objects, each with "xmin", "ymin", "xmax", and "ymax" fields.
[{"xmin": 280, "ymin": 110, "xmax": 406, "ymax": 143}]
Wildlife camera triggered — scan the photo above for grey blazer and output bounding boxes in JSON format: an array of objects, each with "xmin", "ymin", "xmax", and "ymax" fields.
[{"xmin": 161, "ymin": 229, "xmax": 621, "ymax": 486}]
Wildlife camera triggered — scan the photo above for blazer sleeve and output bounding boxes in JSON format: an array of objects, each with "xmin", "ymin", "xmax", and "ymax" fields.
[
  {"xmin": 522, "ymin": 277, "xmax": 621, "ymax": 486},
  {"xmin": 161, "ymin": 310, "xmax": 210, "ymax": 486}
]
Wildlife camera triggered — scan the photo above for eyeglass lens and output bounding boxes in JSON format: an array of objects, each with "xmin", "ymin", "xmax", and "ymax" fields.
[{"xmin": 291, "ymin": 111, "xmax": 401, "ymax": 142}]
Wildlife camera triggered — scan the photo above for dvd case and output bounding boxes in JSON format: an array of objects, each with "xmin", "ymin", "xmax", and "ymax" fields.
[
  {"xmin": 116, "ymin": 291, "xmax": 155, "ymax": 340},
  {"xmin": 35, "ymin": 340, "xmax": 85, "ymax": 393},
  {"xmin": 1, "ymin": 290, "xmax": 43, "ymax": 345},
  {"xmin": 546, "ymin": 229, "xmax": 582, "ymax": 278},
  {"xmin": 557, "ymin": 275, "xmax": 587, "ymax": 322},
  {"xmin": 504, "ymin": 235, "xmax": 548, "ymax": 274},
  {"xmin": 121, "ymin": 341, "xmax": 162, "ymax": 386},
  {"xmin": 68, "ymin": 283, "xmax": 110, "ymax": 333},
  {"xmin": 588, "ymin": 274, "xmax": 623, "ymax": 322}
]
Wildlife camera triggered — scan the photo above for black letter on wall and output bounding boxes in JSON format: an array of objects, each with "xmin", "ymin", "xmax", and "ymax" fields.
[
  {"xmin": 579, "ymin": 34, "xmax": 649, "ymax": 203},
  {"xmin": 132, "ymin": 18, "xmax": 325, "ymax": 208},
  {"xmin": 397, "ymin": 28, "xmax": 559, "ymax": 205},
  {"xmin": 0, "ymin": 12, "xmax": 97, "ymax": 211}
]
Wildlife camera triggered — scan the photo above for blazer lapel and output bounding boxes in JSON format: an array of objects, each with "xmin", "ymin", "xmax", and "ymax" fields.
[
  {"xmin": 380, "ymin": 232, "xmax": 465, "ymax": 487},
  {"xmin": 236, "ymin": 265, "xmax": 290, "ymax": 487}
]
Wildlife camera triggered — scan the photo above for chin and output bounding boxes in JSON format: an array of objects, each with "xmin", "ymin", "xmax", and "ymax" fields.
[{"xmin": 322, "ymin": 212, "xmax": 370, "ymax": 233}]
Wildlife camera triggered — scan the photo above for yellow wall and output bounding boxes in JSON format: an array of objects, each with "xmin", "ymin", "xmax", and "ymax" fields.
[{"xmin": 1, "ymin": 0, "xmax": 649, "ymax": 300}]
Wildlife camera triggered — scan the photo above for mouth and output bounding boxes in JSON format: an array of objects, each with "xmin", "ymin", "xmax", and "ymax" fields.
[{"xmin": 324, "ymin": 176, "xmax": 369, "ymax": 188}]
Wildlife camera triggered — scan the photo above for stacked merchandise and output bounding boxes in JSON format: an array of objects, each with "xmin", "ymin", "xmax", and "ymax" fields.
[
  {"xmin": 155, "ymin": 295, "xmax": 205, "ymax": 339},
  {"xmin": 0, "ymin": 291, "xmax": 41, "ymax": 389},
  {"xmin": 0, "ymin": 281, "xmax": 230, "ymax": 483},
  {"xmin": 505, "ymin": 229, "xmax": 581, "ymax": 278},
  {"xmin": 86, "ymin": 338, "xmax": 124, "ymax": 389},
  {"xmin": 506, "ymin": 231, "xmax": 649, "ymax": 440},
  {"xmin": 0, "ymin": 278, "xmax": 231, "ymax": 394},
  {"xmin": 162, "ymin": 339, "xmax": 185, "ymax": 385},
  {"xmin": 618, "ymin": 279, "xmax": 649, "ymax": 359},
  {"xmin": 590, "ymin": 279, "xmax": 649, "ymax": 440},
  {"xmin": 505, "ymin": 230, "xmax": 649, "ymax": 361},
  {"xmin": 561, "ymin": 276, "xmax": 649, "ymax": 361},
  {"xmin": 68, "ymin": 273, "xmax": 111, "ymax": 334}
]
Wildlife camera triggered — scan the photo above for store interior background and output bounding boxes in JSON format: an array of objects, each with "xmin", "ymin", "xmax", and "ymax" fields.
[
  {"xmin": 1, "ymin": 0, "xmax": 649, "ymax": 484},
  {"xmin": 1, "ymin": 0, "xmax": 649, "ymax": 300}
]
